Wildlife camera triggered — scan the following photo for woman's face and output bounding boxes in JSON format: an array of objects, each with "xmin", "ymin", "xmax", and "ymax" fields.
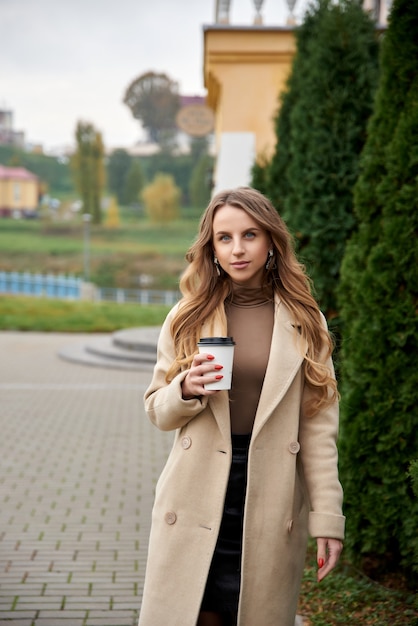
[{"xmin": 212, "ymin": 204, "xmax": 271, "ymax": 288}]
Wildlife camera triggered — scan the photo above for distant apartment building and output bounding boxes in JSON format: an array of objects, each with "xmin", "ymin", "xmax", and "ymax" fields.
[
  {"xmin": 0, "ymin": 165, "xmax": 39, "ymax": 217},
  {"xmin": 0, "ymin": 110, "xmax": 25, "ymax": 149}
]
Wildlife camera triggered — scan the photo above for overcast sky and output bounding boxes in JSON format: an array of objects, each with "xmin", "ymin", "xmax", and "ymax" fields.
[{"xmin": 1, "ymin": 0, "xmax": 309, "ymax": 153}]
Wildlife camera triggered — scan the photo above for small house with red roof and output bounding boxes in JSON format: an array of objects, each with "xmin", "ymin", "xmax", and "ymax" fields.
[{"xmin": 0, "ymin": 165, "xmax": 39, "ymax": 217}]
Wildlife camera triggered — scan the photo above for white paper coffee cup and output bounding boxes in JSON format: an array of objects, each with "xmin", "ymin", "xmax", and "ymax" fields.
[{"xmin": 197, "ymin": 337, "xmax": 235, "ymax": 390}]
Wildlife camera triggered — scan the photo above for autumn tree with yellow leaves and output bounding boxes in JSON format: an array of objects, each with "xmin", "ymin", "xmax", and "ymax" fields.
[{"xmin": 141, "ymin": 174, "xmax": 180, "ymax": 224}]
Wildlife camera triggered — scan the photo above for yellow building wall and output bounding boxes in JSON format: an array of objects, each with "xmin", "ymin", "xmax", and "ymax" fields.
[
  {"xmin": 203, "ymin": 27, "xmax": 296, "ymax": 161},
  {"xmin": 0, "ymin": 178, "xmax": 38, "ymax": 211}
]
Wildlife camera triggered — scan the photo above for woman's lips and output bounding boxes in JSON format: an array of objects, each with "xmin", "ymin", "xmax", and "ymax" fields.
[{"xmin": 231, "ymin": 261, "xmax": 249, "ymax": 269}]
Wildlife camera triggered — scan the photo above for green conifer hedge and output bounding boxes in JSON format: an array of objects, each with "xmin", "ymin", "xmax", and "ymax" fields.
[{"xmin": 338, "ymin": 0, "xmax": 418, "ymax": 578}]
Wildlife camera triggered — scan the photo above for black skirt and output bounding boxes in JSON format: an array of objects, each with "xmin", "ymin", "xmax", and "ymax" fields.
[{"xmin": 200, "ymin": 432, "xmax": 251, "ymax": 613}]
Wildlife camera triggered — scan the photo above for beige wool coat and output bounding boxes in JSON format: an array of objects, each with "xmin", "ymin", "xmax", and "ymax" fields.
[{"xmin": 138, "ymin": 296, "xmax": 345, "ymax": 626}]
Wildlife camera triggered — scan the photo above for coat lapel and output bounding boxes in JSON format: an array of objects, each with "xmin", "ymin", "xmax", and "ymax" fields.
[
  {"xmin": 252, "ymin": 298, "xmax": 307, "ymax": 439},
  {"xmin": 208, "ymin": 391, "xmax": 231, "ymax": 446}
]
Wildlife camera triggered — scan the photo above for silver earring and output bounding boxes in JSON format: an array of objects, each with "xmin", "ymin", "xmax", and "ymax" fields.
[
  {"xmin": 266, "ymin": 249, "xmax": 274, "ymax": 270},
  {"xmin": 214, "ymin": 255, "xmax": 221, "ymax": 277}
]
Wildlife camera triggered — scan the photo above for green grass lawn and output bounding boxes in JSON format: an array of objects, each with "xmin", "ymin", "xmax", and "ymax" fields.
[
  {"xmin": 0, "ymin": 214, "xmax": 199, "ymax": 255},
  {"xmin": 0, "ymin": 294, "xmax": 170, "ymax": 332},
  {"xmin": 0, "ymin": 214, "xmax": 200, "ymax": 289},
  {"xmin": 0, "ymin": 213, "xmax": 194, "ymax": 327}
]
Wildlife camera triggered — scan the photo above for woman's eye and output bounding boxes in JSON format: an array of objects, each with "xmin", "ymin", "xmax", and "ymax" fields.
[
  {"xmin": 245, "ymin": 232, "xmax": 255, "ymax": 239},
  {"xmin": 220, "ymin": 235, "xmax": 231, "ymax": 241}
]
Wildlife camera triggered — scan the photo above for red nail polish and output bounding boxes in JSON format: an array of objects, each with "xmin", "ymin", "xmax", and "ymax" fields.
[
  {"xmin": 214, "ymin": 365, "xmax": 223, "ymax": 370},
  {"xmin": 318, "ymin": 558, "xmax": 324, "ymax": 569},
  {"xmin": 207, "ymin": 355, "xmax": 215, "ymax": 360},
  {"xmin": 215, "ymin": 375, "xmax": 223, "ymax": 380}
]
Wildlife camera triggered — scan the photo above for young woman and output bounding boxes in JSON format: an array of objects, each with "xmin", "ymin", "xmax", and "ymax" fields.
[{"xmin": 138, "ymin": 187, "xmax": 344, "ymax": 626}]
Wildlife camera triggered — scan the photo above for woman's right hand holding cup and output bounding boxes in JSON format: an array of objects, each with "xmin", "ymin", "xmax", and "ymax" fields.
[{"xmin": 181, "ymin": 353, "xmax": 223, "ymax": 399}]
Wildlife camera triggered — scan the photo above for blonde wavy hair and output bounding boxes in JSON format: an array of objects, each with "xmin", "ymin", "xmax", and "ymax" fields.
[{"xmin": 167, "ymin": 187, "xmax": 338, "ymax": 416}]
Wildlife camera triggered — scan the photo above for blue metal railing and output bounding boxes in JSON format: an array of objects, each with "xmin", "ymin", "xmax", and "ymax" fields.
[
  {"xmin": 0, "ymin": 271, "xmax": 179, "ymax": 306},
  {"xmin": 0, "ymin": 271, "xmax": 81, "ymax": 299}
]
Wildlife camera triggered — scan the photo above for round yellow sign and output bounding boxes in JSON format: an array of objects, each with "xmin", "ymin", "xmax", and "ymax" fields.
[{"xmin": 176, "ymin": 104, "xmax": 215, "ymax": 137}]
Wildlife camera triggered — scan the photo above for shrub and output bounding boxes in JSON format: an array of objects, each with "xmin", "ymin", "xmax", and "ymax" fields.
[
  {"xmin": 104, "ymin": 197, "xmax": 120, "ymax": 229},
  {"xmin": 338, "ymin": 0, "xmax": 418, "ymax": 579},
  {"xmin": 141, "ymin": 173, "xmax": 181, "ymax": 224}
]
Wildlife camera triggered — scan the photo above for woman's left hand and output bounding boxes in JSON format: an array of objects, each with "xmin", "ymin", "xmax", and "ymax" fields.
[{"xmin": 316, "ymin": 537, "xmax": 343, "ymax": 582}]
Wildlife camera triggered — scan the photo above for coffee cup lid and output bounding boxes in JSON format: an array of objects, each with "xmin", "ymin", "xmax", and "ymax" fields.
[{"xmin": 198, "ymin": 336, "xmax": 235, "ymax": 346}]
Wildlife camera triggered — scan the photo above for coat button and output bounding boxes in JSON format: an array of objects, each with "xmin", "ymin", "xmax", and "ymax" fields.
[
  {"xmin": 289, "ymin": 441, "xmax": 300, "ymax": 454},
  {"xmin": 164, "ymin": 511, "xmax": 177, "ymax": 525},
  {"xmin": 181, "ymin": 436, "xmax": 192, "ymax": 450}
]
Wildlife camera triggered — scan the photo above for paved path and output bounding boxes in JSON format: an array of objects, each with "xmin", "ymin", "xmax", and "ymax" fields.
[
  {"xmin": 0, "ymin": 332, "xmax": 173, "ymax": 626},
  {"xmin": 0, "ymin": 331, "xmax": 306, "ymax": 626}
]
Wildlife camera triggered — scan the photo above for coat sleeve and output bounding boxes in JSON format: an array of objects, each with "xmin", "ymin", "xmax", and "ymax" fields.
[
  {"xmin": 298, "ymin": 314, "xmax": 345, "ymax": 541},
  {"xmin": 144, "ymin": 305, "xmax": 209, "ymax": 432}
]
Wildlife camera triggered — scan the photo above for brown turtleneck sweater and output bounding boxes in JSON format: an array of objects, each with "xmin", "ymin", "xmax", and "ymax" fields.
[{"xmin": 226, "ymin": 285, "xmax": 274, "ymax": 434}]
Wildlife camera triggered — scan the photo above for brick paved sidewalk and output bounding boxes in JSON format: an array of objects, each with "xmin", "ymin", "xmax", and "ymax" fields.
[{"xmin": 0, "ymin": 332, "xmax": 173, "ymax": 626}]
